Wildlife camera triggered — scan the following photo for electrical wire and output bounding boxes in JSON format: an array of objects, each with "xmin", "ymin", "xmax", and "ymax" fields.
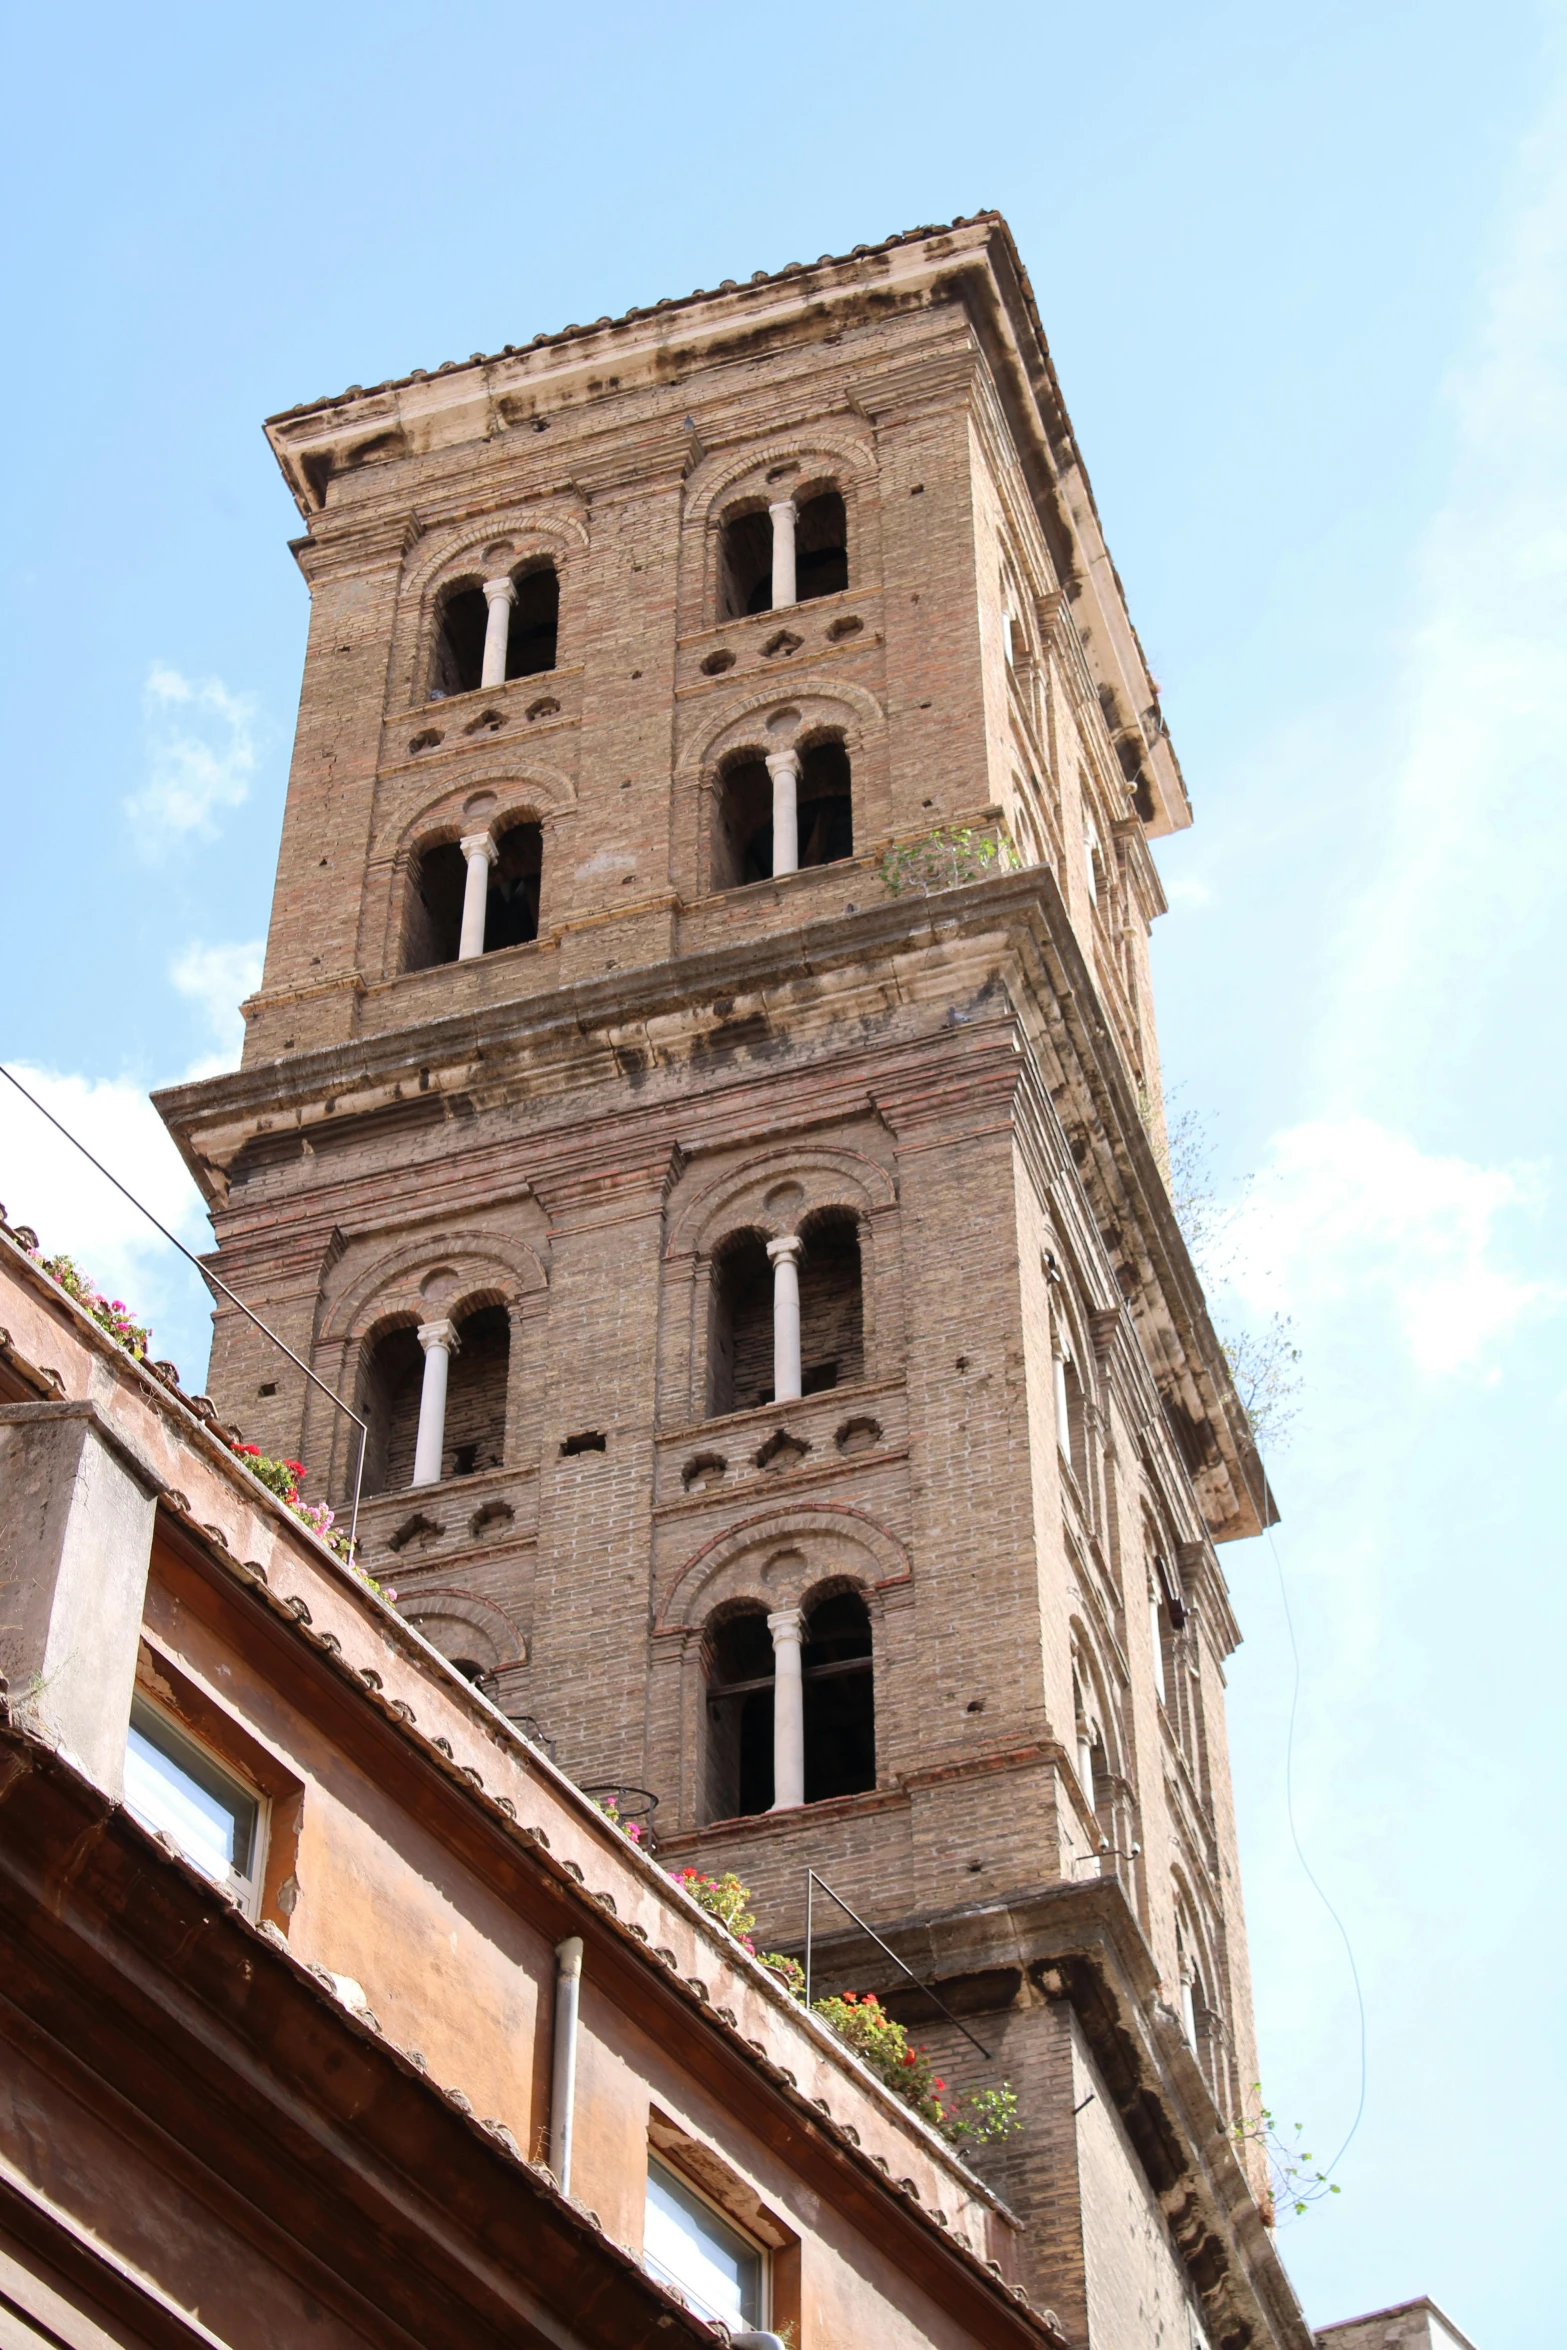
[{"xmin": 0, "ymin": 1061, "xmax": 368, "ymax": 1551}]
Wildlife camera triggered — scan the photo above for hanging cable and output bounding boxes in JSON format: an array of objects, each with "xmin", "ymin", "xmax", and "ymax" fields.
[{"xmin": 0, "ymin": 1062, "xmax": 368, "ymax": 1552}]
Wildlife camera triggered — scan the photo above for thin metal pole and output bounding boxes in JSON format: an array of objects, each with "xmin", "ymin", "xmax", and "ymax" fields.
[
  {"xmin": 803, "ymin": 1868, "xmax": 992, "ymax": 2060},
  {"xmin": 0, "ymin": 1063, "xmax": 369, "ymax": 1554},
  {"xmin": 805, "ymin": 1868, "xmax": 814, "ymax": 2008}
]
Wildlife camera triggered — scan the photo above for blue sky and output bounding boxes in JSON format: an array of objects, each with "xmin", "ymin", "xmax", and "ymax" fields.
[{"xmin": 2, "ymin": 4, "xmax": 1561, "ymax": 2339}]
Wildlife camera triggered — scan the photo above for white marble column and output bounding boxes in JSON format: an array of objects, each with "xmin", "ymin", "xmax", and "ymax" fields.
[
  {"xmin": 480, "ymin": 576, "xmax": 516, "ymax": 689},
  {"xmin": 457, "ymin": 831, "xmax": 498, "ymax": 961},
  {"xmin": 769, "ymin": 498, "xmax": 797, "ymax": 609},
  {"xmin": 765, "ymin": 748, "xmax": 801, "ymax": 877},
  {"xmin": 768, "ymin": 1606, "xmax": 805, "ymax": 1810},
  {"xmin": 412, "ymin": 1319, "xmax": 459, "ymax": 1487},
  {"xmin": 1053, "ymin": 1344, "xmax": 1072, "ymax": 1458},
  {"xmin": 767, "ymin": 1235, "xmax": 803, "ymax": 1402}
]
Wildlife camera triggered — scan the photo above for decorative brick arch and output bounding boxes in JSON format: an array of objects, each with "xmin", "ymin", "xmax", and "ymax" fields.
[
  {"xmin": 391, "ymin": 504, "xmax": 591, "ymax": 711},
  {"xmin": 682, "ymin": 432, "xmax": 877, "ymax": 541},
  {"xmin": 396, "ymin": 1585, "xmax": 526, "ymax": 1673},
  {"xmin": 658, "ymin": 1501, "xmax": 910, "ymax": 1632},
  {"xmin": 382, "ymin": 758, "xmax": 578, "ymax": 863},
  {"xmin": 675, "ymin": 677, "xmax": 885, "ymax": 785},
  {"xmin": 667, "ymin": 1141, "xmax": 895, "ymax": 1263},
  {"xmin": 321, "ymin": 1231, "xmax": 548, "ymax": 1350}
]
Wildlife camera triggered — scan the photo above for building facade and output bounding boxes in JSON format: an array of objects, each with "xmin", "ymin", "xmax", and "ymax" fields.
[
  {"xmin": 155, "ymin": 214, "xmax": 1299, "ymax": 2348},
  {"xmin": 0, "ymin": 1224, "xmax": 1058, "ymax": 2350}
]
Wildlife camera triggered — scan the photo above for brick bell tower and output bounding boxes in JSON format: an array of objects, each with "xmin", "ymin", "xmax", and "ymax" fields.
[{"xmin": 158, "ymin": 216, "xmax": 1305, "ymax": 2350}]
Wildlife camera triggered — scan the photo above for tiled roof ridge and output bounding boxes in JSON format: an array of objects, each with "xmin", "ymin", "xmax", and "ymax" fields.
[{"xmin": 266, "ymin": 213, "xmax": 1007, "ymax": 427}]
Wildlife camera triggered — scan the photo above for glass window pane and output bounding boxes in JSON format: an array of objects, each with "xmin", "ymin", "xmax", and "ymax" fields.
[
  {"xmin": 125, "ymin": 1699, "xmax": 257, "ymax": 1887},
  {"xmin": 644, "ymin": 2157, "xmax": 761, "ymax": 2327}
]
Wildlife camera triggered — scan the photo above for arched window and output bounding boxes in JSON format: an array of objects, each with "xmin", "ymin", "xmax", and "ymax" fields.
[
  {"xmin": 797, "ymin": 738, "xmax": 853, "ymax": 867},
  {"xmin": 430, "ymin": 583, "xmax": 489, "ymax": 698},
  {"xmin": 404, "ymin": 821, "xmax": 544, "ymax": 972},
  {"xmin": 704, "ymin": 1607, "xmax": 775, "ymax": 1820},
  {"xmin": 506, "ymin": 566, "xmax": 559, "ymax": 677},
  {"xmin": 429, "ymin": 566, "xmax": 559, "ymax": 699},
  {"xmin": 440, "ymin": 1303, "xmax": 510, "ymax": 1478},
  {"xmin": 795, "ymin": 491, "xmax": 847, "ymax": 601},
  {"xmin": 404, "ymin": 837, "xmax": 468, "ymax": 972},
  {"xmin": 707, "ymin": 1231, "xmax": 773, "ymax": 1417},
  {"xmin": 718, "ymin": 507, "xmax": 774, "ymax": 620},
  {"xmin": 360, "ymin": 1322, "xmax": 424, "ymax": 1497},
  {"xmin": 485, "ymin": 821, "xmax": 543, "ymax": 949},
  {"xmin": 360, "ymin": 1301, "xmax": 510, "ymax": 1494},
  {"xmin": 797, "ymin": 1209, "xmax": 863, "ymax": 1395},
  {"xmin": 712, "ymin": 756, "xmax": 775, "ymax": 891},
  {"xmin": 716, "ymin": 487, "xmax": 848, "ymax": 622},
  {"xmin": 712, "ymin": 740, "xmax": 853, "ymax": 890},
  {"xmin": 802, "ymin": 1588, "xmax": 874, "ymax": 1801}
]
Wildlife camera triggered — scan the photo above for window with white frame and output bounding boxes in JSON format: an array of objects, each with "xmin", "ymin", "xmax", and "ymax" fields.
[
  {"xmin": 644, "ymin": 2155, "xmax": 765, "ymax": 2330},
  {"xmin": 124, "ymin": 1696, "xmax": 263, "ymax": 1914}
]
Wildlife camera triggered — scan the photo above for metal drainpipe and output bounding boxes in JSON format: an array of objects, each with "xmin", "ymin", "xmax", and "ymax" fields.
[{"xmin": 551, "ymin": 1935, "xmax": 584, "ymax": 2190}]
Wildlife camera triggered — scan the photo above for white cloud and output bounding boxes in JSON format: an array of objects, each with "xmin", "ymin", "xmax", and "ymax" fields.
[
  {"xmin": 125, "ymin": 664, "xmax": 258, "ymax": 849},
  {"xmin": 1217, "ymin": 1116, "xmax": 1556, "ymax": 1377},
  {"xmin": 1319, "ymin": 87, "xmax": 1567, "ymax": 1108},
  {"xmin": 170, "ymin": 937, "xmax": 264, "ymax": 1073},
  {"xmin": 0, "ymin": 1063, "xmax": 215, "ymax": 1387}
]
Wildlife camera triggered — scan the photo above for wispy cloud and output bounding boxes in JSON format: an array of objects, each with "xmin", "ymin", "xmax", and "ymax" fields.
[
  {"xmin": 126, "ymin": 665, "xmax": 258, "ymax": 850},
  {"xmin": 169, "ymin": 937, "xmax": 264, "ymax": 1075},
  {"xmin": 1319, "ymin": 84, "xmax": 1567, "ymax": 1112},
  {"xmin": 1220, "ymin": 1116, "xmax": 1554, "ymax": 1381}
]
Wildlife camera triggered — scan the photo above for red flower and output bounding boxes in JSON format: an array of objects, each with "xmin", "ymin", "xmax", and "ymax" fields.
[
  {"xmin": 933, "ymin": 2079, "xmax": 946, "ymax": 2092},
  {"xmin": 285, "ymin": 1461, "xmax": 305, "ymax": 1476}
]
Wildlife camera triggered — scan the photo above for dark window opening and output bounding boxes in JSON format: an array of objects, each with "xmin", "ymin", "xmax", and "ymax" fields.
[
  {"xmin": 799, "ymin": 1211, "xmax": 863, "ymax": 1393},
  {"xmin": 486, "ymin": 821, "xmax": 542, "ymax": 950},
  {"xmin": 506, "ymin": 567, "xmax": 558, "ymax": 677},
  {"xmin": 430, "ymin": 585, "xmax": 488, "ymax": 698},
  {"xmin": 718, "ymin": 508, "xmax": 773, "ymax": 620},
  {"xmin": 430, "ymin": 569, "xmax": 559, "ymax": 700},
  {"xmin": 360, "ymin": 1324, "xmax": 425, "ymax": 1497},
  {"xmin": 713, "ymin": 757, "xmax": 774, "ymax": 889},
  {"xmin": 360, "ymin": 1303, "xmax": 509, "ymax": 1496},
  {"xmin": 797, "ymin": 738, "xmax": 853, "ymax": 868},
  {"xmin": 561, "ymin": 1428, "xmax": 607, "ymax": 1456},
  {"xmin": 708, "ymin": 1231, "xmax": 773, "ymax": 1417},
  {"xmin": 441, "ymin": 1304, "xmax": 509, "ymax": 1482},
  {"xmin": 451, "ymin": 1657, "xmax": 487, "ymax": 1684},
  {"xmin": 803, "ymin": 1589, "xmax": 875, "ymax": 1801},
  {"xmin": 796, "ymin": 491, "xmax": 848, "ymax": 602},
  {"xmin": 403, "ymin": 838, "xmax": 467, "ymax": 972},
  {"xmin": 705, "ymin": 1608, "xmax": 775, "ymax": 1820},
  {"xmin": 712, "ymin": 739, "xmax": 852, "ymax": 892}
]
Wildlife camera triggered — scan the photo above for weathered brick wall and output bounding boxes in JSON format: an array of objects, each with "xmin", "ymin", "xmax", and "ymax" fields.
[{"xmin": 167, "ymin": 222, "xmax": 1292, "ymax": 2348}]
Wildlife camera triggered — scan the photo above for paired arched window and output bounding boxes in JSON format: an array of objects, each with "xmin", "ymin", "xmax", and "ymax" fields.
[
  {"xmin": 706, "ymin": 1210, "xmax": 863, "ymax": 1418},
  {"xmin": 360, "ymin": 1300, "xmax": 510, "ymax": 1496},
  {"xmin": 717, "ymin": 489, "xmax": 848, "ymax": 621},
  {"xmin": 703, "ymin": 1587, "xmax": 875, "ymax": 1822},
  {"xmin": 712, "ymin": 737, "xmax": 854, "ymax": 891},
  {"xmin": 429, "ymin": 565, "xmax": 559, "ymax": 700},
  {"xmin": 404, "ymin": 821, "xmax": 543, "ymax": 972}
]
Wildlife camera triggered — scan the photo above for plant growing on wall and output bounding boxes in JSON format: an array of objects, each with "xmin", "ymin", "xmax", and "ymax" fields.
[
  {"xmin": 878, "ymin": 824, "xmax": 1019, "ymax": 899},
  {"xmin": 26, "ymin": 1248, "xmax": 152, "ymax": 1358},
  {"xmin": 811, "ymin": 1991, "xmax": 1020, "ymax": 2144},
  {"xmin": 1231, "ymin": 2091, "xmax": 1342, "ymax": 2223}
]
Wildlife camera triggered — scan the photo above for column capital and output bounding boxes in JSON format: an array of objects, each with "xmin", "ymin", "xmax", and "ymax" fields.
[
  {"xmin": 767, "ymin": 1606, "xmax": 805, "ymax": 1645},
  {"xmin": 417, "ymin": 1317, "xmax": 459, "ymax": 1354},
  {"xmin": 482, "ymin": 574, "xmax": 517, "ymax": 607},
  {"xmin": 764, "ymin": 746, "xmax": 802, "ymax": 781},
  {"xmin": 767, "ymin": 496, "xmax": 798, "ymax": 523},
  {"xmin": 766, "ymin": 1234, "xmax": 803, "ymax": 1267},
  {"xmin": 459, "ymin": 830, "xmax": 499, "ymax": 865}
]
